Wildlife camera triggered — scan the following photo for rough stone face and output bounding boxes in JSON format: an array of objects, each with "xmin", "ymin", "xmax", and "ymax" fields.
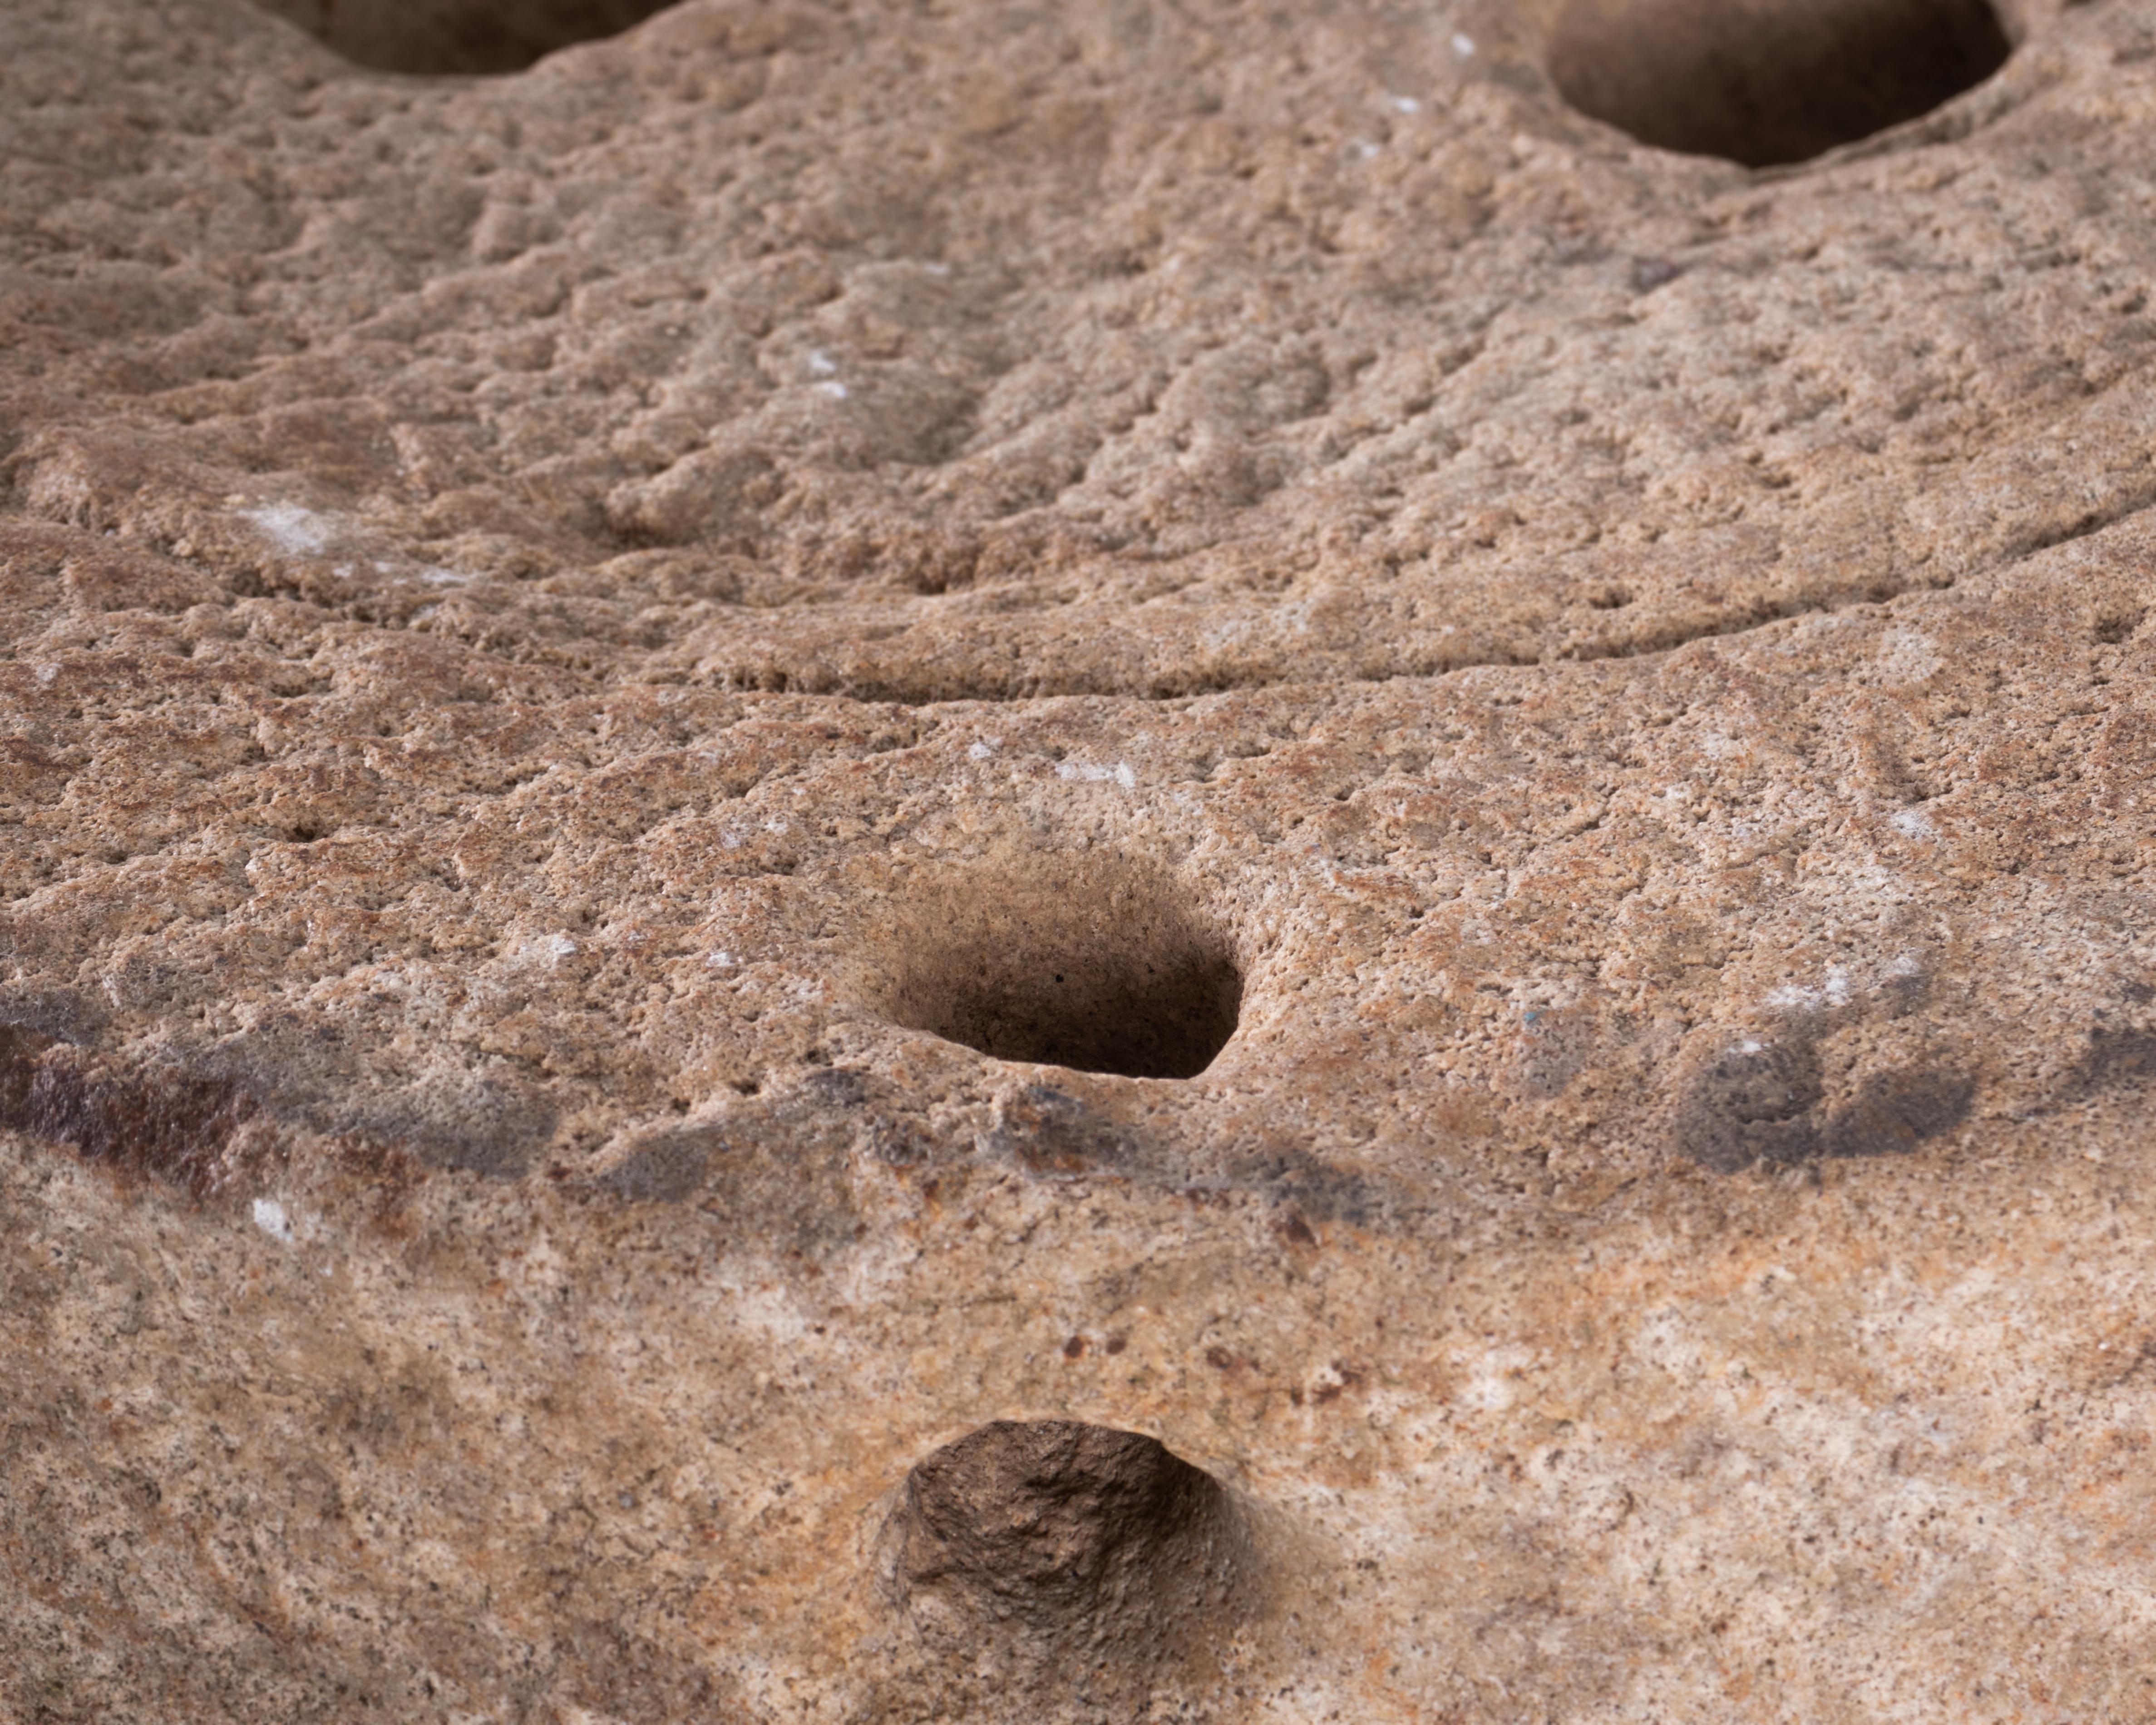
[
  {"xmin": 4, "ymin": 0, "xmax": 2156, "ymax": 1718},
  {"xmin": 885, "ymin": 1419, "xmax": 1258, "ymax": 1710}
]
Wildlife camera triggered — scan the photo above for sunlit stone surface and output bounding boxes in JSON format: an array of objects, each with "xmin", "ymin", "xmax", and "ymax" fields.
[{"xmin": 3, "ymin": 0, "xmax": 2155, "ymax": 1716}]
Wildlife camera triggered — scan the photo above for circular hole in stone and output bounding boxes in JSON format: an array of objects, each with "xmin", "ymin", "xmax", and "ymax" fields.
[
  {"xmin": 253, "ymin": 0, "xmax": 683, "ymax": 75},
  {"xmin": 888, "ymin": 1420, "xmax": 1255, "ymax": 1675},
  {"xmin": 1544, "ymin": 0, "xmax": 2013, "ymax": 167},
  {"xmin": 870, "ymin": 857, "xmax": 1241, "ymax": 1080}
]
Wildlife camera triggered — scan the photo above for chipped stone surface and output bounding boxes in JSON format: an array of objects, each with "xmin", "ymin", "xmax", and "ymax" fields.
[{"xmin": 4, "ymin": 0, "xmax": 2156, "ymax": 1717}]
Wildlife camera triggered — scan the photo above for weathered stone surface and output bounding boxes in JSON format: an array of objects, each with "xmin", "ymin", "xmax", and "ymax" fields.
[{"xmin": 4, "ymin": 0, "xmax": 2156, "ymax": 1717}]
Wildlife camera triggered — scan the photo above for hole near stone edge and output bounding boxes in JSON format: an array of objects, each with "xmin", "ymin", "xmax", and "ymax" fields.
[
  {"xmin": 1544, "ymin": 0, "xmax": 2015, "ymax": 168},
  {"xmin": 253, "ymin": 0, "xmax": 684, "ymax": 75},
  {"xmin": 866, "ymin": 858, "xmax": 1242, "ymax": 1082}
]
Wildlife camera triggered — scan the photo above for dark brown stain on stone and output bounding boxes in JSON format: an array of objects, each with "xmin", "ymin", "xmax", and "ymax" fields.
[
  {"xmin": 1277, "ymin": 1210, "xmax": 1318, "ymax": 1248},
  {"xmin": 0, "ymin": 1025, "xmax": 258, "ymax": 1196}
]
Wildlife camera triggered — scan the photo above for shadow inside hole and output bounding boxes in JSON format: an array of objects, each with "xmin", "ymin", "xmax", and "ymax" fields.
[
  {"xmin": 872, "ymin": 858, "xmax": 1241, "ymax": 1081},
  {"xmin": 1546, "ymin": 0, "xmax": 2013, "ymax": 168},
  {"xmin": 253, "ymin": 0, "xmax": 684, "ymax": 74},
  {"xmin": 886, "ymin": 1420, "xmax": 1256, "ymax": 1685}
]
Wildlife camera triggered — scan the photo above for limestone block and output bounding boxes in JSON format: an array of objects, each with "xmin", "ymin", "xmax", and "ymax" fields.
[{"xmin": 4, "ymin": 0, "xmax": 2156, "ymax": 1717}]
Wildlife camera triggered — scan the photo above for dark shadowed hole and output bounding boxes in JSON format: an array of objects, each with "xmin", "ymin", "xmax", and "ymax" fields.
[
  {"xmin": 1546, "ymin": 0, "xmax": 2013, "ymax": 168},
  {"xmin": 873, "ymin": 858, "xmax": 1242, "ymax": 1080},
  {"xmin": 888, "ymin": 1419, "xmax": 1254, "ymax": 1672},
  {"xmin": 254, "ymin": 0, "xmax": 683, "ymax": 74}
]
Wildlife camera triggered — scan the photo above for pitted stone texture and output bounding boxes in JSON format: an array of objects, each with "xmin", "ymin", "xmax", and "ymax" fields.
[
  {"xmin": 4, "ymin": 0, "xmax": 2156, "ymax": 1720},
  {"xmin": 881, "ymin": 1419, "xmax": 1259, "ymax": 1712},
  {"xmin": 3, "ymin": 0, "xmax": 2144, "ymax": 704}
]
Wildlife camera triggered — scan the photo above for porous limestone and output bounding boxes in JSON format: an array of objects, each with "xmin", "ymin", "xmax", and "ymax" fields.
[{"xmin": 4, "ymin": 0, "xmax": 2156, "ymax": 1718}]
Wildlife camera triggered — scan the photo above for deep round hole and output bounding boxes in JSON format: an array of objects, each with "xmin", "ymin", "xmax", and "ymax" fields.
[
  {"xmin": 254, "ymin": 0, "xmax": 683, "ymax": 75},
  {"xmin": 1545, "ymin": 0, "xmax": 2013, "ymax": 168},
  {"xmin": 869, "ymin": 858, "xmax": 1241, "ymax": 1080},
  {"xmin": 888, "ymin": 1420, "xmax": 1254, "ymax": 1667}
]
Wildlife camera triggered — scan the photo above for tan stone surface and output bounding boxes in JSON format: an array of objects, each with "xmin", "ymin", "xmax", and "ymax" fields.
[{"xmin": 4, "ymin": 0, "xmax": 2156, "ymax": 1718}]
